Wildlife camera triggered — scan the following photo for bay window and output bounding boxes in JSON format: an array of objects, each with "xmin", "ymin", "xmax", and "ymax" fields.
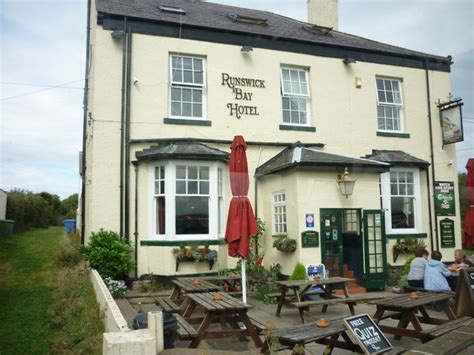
[
  {"xmin": 273, "ymin": 191, "xmax": 287, "ymax": 234},
  {"xmin": 150, "ymin": 161, "xmax": 225, "ymax": 240}
]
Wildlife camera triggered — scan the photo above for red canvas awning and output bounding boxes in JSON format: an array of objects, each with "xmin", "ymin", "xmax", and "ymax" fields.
[
  {"xmin": 463, "ymin": 158, "xmax": 474, "ymax": 248},
  {"xmin": 225, "ymin": 136, "xmax": 258, "ymax": 259}
]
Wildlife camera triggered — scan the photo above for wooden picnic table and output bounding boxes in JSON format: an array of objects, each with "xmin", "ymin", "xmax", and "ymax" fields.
[
  {"xmin": 170, "ymin": 278, "xmax": 220, "ymax": 302},
  {"xmin": 372, "ymin": 292, "xmax": 457, "ymax": 343},
  {"xmin": 274, "ymin": 277, "xmax": 355, "ymax": 322},
  {"xmin": 180, "ymin": 292, "xmax": 263, "ymax": 349},
  {"xmin": 182, "ymin": 274, "xmax": 242, "ymax": 292}
]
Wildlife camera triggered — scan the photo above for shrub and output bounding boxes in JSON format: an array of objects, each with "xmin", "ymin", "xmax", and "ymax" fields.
[
  {"xmin": 402, "ymin": 255, "xmax": 415, "ymax": 276},
  {"xmin": 81, "ymin": 229, "xmax": 133, "ymax": 279},
  {"xmin": 289, "ymin": 262, "xmax": 307, "ymax": 281},
  {"xmin": 103, "ymin": 277, "xmax": 127, "ymax": 298}
]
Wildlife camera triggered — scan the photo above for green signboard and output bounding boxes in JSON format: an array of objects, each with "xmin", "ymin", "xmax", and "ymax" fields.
[
  {"xmin": 434, "ymin": 181, "xmax": 456, "ymax": 216},
  {"xmin": 440, "ymin": 218, "xmax": 456, "ymax": 248},
  {"xmin": 301, "ymin": 230, "xmax": 319, "ymax": 248}
]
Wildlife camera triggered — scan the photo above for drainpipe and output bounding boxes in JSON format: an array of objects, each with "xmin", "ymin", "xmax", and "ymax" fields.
[
  {"xmin": 254, "ymin": 175, "xmax": 258, "ymax": 256},
  {"xmin": 424, "ymin": 59, "xmax": 439, "ymax": 251},
  {"xmin": 119, "ymin": 18, "xmax": 128, "ymax": 237},
  {"xmin": 80, "ymin": 0, "xmax": 92, "ymax": 244},
  {"xmin": 124, "ymin": 25, "xmax": 133, "ymax": 240},
  {"xmin": 133, "ymin": 161, "xmax": 139, "ymax": 278}
]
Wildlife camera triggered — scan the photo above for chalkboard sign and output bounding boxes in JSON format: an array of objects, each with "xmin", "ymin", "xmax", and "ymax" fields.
[
  {"xmin": 301, "ymin": 230, "xmax": 319, "ymax": 248},
  {"xmin": 344, "ymin": 314, "xmax": 392, "ymax": 354},
  {"xmin": 455, "ymin": 267, "xmax": 474, "ymax": 317},
  {"xmin": 440, "ymin": 218, "xmax": 455, "ymax": 248}
]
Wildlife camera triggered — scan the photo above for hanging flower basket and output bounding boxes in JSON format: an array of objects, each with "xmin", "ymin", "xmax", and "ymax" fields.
[
  {"xmin": 172, "ymin": 246, "xmax": 218, "ymax": 271},
  {"xmin": 392, "ymin": 239, "xmax": 427, "ymax": 262},
  {"xmin": 272, "ymin": 234, "xmax": 297, "ymax": 253}
]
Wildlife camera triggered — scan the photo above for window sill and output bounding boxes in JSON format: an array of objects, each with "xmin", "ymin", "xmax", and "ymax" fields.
[
  {"xmin": 164, "ymin": 118, "xmax": 212, "ymax": 126},
  {"xmin": 279, "ymin": 124, "xmax": 316, "ymax": 132},
  {"xmin": 377, "ymin": 131, "xmax": 410, "ymax": 138},
  {"xmin": 140, "ymin": 239, "xmax": 225, "ymax": 246},
  {"xmin": 386, "ymin": 233, "xmax": 427, "ymax": 239}
]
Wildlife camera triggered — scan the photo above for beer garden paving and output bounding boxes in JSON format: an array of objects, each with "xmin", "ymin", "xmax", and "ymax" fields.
[{"xmin": 117, "ymin": 289, "xmax": 473, "ymax": 354}]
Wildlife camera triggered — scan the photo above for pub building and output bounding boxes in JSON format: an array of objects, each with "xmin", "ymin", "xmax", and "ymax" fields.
[{"xmin": 80, "ymin": 0, "xmax": 464, "ymax": 289}]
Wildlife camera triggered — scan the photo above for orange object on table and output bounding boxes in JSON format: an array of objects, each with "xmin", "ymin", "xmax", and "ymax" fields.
[
  {"xmin": 410, "ymin": 291, "xmax": 418, "ymax": 300},
  {"xmin": 192, "ymin": 279, "xmax": 201, "ymax": 285},
  {"xmin": 213, "ymin": 292, "xmax": 223, "ymax": 301},
  {"xmin": 317, "ymin": 318, "xmax": 329, "ymax": 328}
]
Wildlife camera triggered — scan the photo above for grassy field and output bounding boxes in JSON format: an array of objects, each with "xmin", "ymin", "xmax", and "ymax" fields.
[{"xmin": 0, "ymin": 227, "xmax": 103, "ymax": 354}]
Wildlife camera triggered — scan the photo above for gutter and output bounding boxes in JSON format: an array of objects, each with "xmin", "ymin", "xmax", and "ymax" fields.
[
  {"xmin": 80, "ymin": 0, "xmax": 92, "ymax": 244},
  {"xmin": 424, "ymin": 59, "xmax": 438, "ymax": 251}
]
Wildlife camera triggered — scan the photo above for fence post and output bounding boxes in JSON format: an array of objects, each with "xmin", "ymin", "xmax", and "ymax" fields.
[{"xmin": 148, "ymin": 311, "xmax": 164, "ymax": 353}]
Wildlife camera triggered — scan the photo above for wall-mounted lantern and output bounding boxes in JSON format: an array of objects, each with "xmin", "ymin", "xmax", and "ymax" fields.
[{"xmin": 337, "ymin": 167, "xmax": 356, "ymax": 198}]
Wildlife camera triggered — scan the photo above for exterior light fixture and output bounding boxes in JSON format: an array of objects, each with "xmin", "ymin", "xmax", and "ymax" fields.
[
  {"xmin": 241, "ymin": 45, "xmax": 253, "ymax": 53},
  {"xmin": 337, "ymin": 167, "xmax": 356, "ymax": 198},
  {"xmin": 111, "ymin": 30, "xmax": 125, "ymax": 40},
  {"xmin": 343, "ymin": 56, "xmax": 356, "ymax": 64}
]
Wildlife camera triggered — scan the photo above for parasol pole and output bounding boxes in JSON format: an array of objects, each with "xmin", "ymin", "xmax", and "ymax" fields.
[{"xmin": 241, "ymin": 258, "xmax": 247, "ymax": 304}]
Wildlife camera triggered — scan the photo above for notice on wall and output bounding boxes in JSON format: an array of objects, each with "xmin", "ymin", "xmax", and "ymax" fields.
[
  {"xmin": 440, "ymin": 218, "xmax": 456, "ymax": 248},
  {"xmin": 301, "ymin": 230, "xmax": 319, "ymax": 248},
  {"xmin": 344, "ymin": 314, "xmax": 392, "ymax": 354},
  {"xmin": 434, "ymin": 181, "xmax": 456, "ymax": 216},
  {"xmin": 305, "ymin": 213, "xmax": 315, "ymax": 228}
]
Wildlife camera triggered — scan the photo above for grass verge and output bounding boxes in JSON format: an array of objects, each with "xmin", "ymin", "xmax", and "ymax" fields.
[{"xmin": 0, "ymin": 228, "xmax": 103, "ymax": 354}]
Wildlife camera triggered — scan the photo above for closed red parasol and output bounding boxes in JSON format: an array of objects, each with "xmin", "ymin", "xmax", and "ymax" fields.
[
  {"xmin": 225, "ymin": 136, "xmax": 258, "ymax": 259},
  {"xmin": 463, "ymin": 159, "xmax": 474, "ymax": 247},
  {"xmin": 225, "ymin": 136, "xmax": 258, "ymax": 303}
]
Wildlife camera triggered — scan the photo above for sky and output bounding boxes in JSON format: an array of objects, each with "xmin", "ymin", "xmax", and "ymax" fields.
[{"xmin": 0, "ymin": 0, "xmax": 473, "ymax": 199}]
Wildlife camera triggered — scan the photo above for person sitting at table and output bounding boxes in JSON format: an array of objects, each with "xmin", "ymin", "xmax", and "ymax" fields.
[
  {"xmin": 424, "ymin": 251, "xmax": 451, "ymax": 292},
  {"xmin": 407, "ymin": 248, "xmax": 429, "ymax": 288},
  {"xmin": 448, "ymin": 249, "xmax": 473, "ymax": 273}
]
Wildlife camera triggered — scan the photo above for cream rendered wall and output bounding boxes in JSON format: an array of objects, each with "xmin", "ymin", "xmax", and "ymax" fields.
[{"xmin": 87, "ymin": 23, "xmax": 460, "ymax": 274}]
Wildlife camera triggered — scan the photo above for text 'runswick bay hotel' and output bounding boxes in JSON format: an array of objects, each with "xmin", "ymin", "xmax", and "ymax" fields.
[{"xmin": 80, "ymin": 0, "xmax": 464, "ymax": 289}]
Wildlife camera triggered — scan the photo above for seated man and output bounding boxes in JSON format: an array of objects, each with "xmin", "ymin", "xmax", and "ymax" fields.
[
  {"xmin": 424, "ymin": 251, "xmax": 451, "ymax": 292},
  {"xmin": 407, "ymin": 248, "xmax": 429, "ymax": 288}
]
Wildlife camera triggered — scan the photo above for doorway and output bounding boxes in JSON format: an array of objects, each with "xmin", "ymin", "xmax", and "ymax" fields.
[{"xmin": 342, "ymin": 209, "xmax": 363, "ymax": 280}]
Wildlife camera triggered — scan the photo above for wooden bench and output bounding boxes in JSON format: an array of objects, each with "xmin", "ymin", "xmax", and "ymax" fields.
[
  {"xmin": 155, "ymin": 297, "xmax": 182, "ymax": 313},
  {"xmin": 420, "ymin": 316, "xmax": 473, "ymax": 340},
  {"xmin": 291, "ymin": 294, "xmax": 386, "ymax": 322},
  {"xmin": 175, "ymin": 314, "xmax": 198, "ymax": 340},
  {"xmin": 247, "ymin": 314, "xmax": 268, "ymax": 333}
]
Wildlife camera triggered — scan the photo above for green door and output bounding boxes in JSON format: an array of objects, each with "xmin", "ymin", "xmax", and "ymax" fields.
[
  {"xmin": 320, "ymin": 209, "xmax": 343, "ymax": 278},
  {"xmin": 362, "ymin": 210, "xmax": 387, "ymax": 289}
]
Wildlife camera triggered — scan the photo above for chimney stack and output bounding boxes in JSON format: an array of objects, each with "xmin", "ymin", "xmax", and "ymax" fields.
[{"xmin": 307, "ymin": 0, "xmax": 338, "ymax": 30}]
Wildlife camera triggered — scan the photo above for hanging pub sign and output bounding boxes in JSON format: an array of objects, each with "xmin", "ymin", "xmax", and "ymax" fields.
[
  {"xmin": 440, "ymin": 218, "xmax": 455, "ymax": 248},
  {"xmin": 438, "ymin": 98, "xmax": 464, "ymax": 146},
  {"xmin": 434, "ymin": 181, "xmax": 456, "ymax": 216},
  {"xmin": 344, "ymin": 314, "xmax": 392, "ymax": 354}
]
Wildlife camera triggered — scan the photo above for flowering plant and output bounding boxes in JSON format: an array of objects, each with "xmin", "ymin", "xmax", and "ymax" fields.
[{"xmin": 103, "ymin": 277, "xmax": 127, "ymax": 298}]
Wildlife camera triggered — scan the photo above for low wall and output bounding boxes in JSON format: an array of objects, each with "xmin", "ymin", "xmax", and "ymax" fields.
[{"xmin": 89, "ymin": 268, "xmax": 129, "ymax": 332}]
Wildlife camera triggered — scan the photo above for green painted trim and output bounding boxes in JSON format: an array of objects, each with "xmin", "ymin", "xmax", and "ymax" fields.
[
  {"xmin": 376, "ymin": 131, "xmax": 410, "ymax": 138},
  {"xmin": 140, "ymin": 239, "xmax": 226, "ymax": 246},
  {"xmin": 386, "ymin": 233, "xmax": 428, "ymax": 239},
  {"xmin": 164, "ymin": 118, "xmax": 212, "ymax": 126},
  {"xmin": 279, "ymin": 124, "xmax": 316, "ymax": 132}
]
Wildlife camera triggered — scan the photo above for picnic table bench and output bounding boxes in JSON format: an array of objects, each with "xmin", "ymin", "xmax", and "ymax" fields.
[
  {"xmin": 260, "ymin": 315, "xmax": 405, "ymax": 354},
  {"xmin": 170, "ymin": 278, "xmax": 220, "ymax": 302},
  {"xmin": 155, "ymin": 296, "xmax": 182, "ymax": 313},
  {"xmin": 372, "ymin": 292, "xmax": 457, "ymax": 343}
]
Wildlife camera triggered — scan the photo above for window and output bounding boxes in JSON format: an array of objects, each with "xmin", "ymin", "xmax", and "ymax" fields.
[
  {"xmin": 273, "ymin": 192, "xmax": 287, "ymax": 234},
  {"xmin": 170, "ymin": 55, "xmax": 205, "ymax": 119},
  {"xmin": 381, "ymin": 168, "xmax": 421, "ymax": 234},
  {"xmin": 343, "ymin": 210, "xmax": 360, "ymax": 234},
  {"xmin": 281, "ymin": 67, "xmax": 310, "ymax": 126},
  {"xmin": 150, "ymin": 161, "xmax": 225, "ymax": 240},
  {"xmin": 376, "ymin": 77, "xmax": 404, "ymax": 132}
]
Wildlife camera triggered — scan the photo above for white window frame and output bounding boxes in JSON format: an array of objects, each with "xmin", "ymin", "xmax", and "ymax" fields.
[
  {"xmin": 149, "ymin": 160, "xmax": 226, "ymax": 241},
  {"xmin": 376, "ymin": 77, "xmax": 404, "ymax": 133},
  {"xmin": 272, "ymin": 191, "xmax": 287, "ymax": 235},
  {"xmin": 169, "ymin": 54, "xmax": 207, "ymax": 120},
  {"xmin": 380, "ymin": 168, "xmax": 422, "ymax": 235},
  {"xmin": 280, "ymin": 66, "xmax": 311, "ymax": 127}
]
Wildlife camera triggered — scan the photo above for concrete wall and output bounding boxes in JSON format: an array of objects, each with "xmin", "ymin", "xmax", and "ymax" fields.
[{"xmin": 84, "ymin": 18, "xmax": 460, "ymax": 275}]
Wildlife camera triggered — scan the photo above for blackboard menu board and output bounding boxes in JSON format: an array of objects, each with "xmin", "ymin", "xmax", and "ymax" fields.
[
  {"xmin": 455, "ymin": 267, "xmax": 474, "ymax": 317},
  {"xmin": 344, "ymin": 314, "xmax": 392, "ymax": 354},
  {"xmin": 440, "ymin": 218, "xmax": 455, "ymax": 248},
  {"xmin": 301, "ymin": 230, "xmax": 319, "ymax": 248}
]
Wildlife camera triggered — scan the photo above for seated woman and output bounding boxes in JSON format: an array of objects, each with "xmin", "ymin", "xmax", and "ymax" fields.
[
  {"xmin": 407, "ymin": 248, "xmax": 429, "ymax": 288},
  {"xmin": 448, "ymin": 249, "xmax": 473, "ymax": 273},
  {"xmin": 424, "ymin": 251, "xmax": 451, "ymax": 292}
]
